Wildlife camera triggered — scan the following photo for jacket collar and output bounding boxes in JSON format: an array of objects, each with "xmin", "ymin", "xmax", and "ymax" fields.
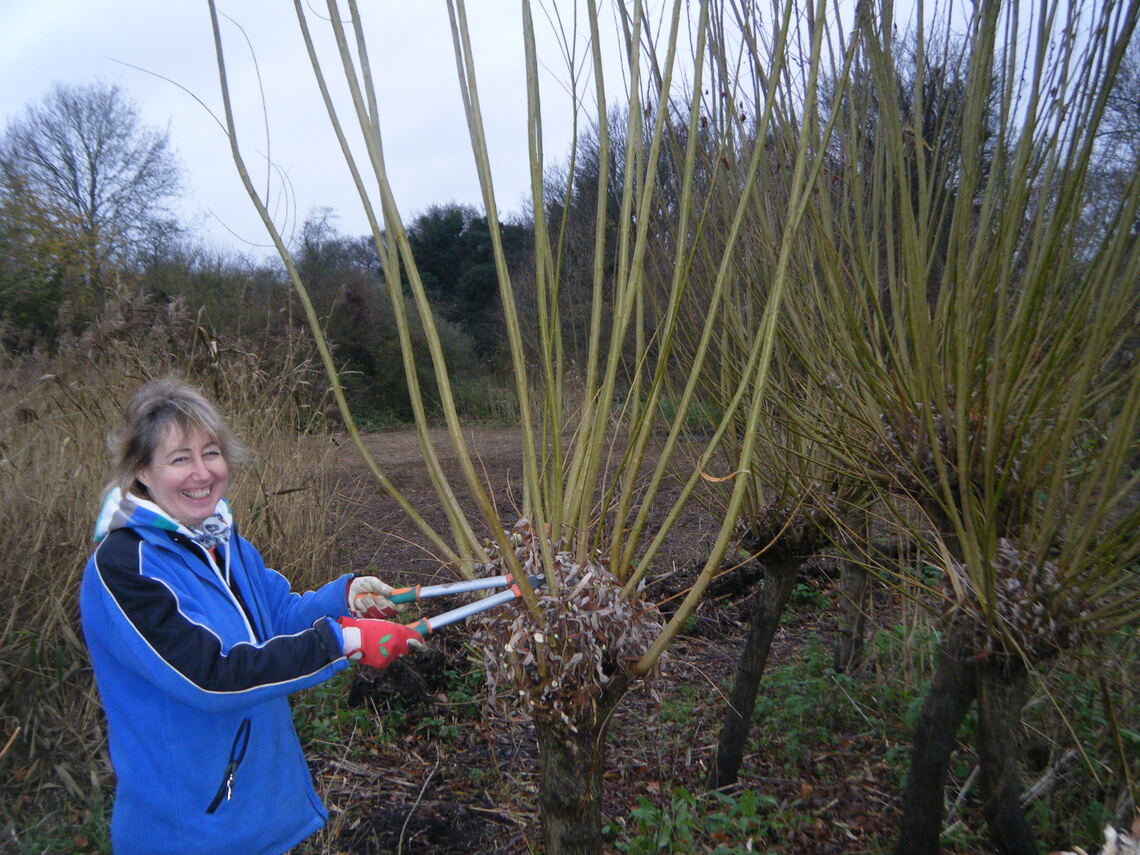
[{"xmin": 93, "ymin": 487, "xmax": 232, "ymax": 545}]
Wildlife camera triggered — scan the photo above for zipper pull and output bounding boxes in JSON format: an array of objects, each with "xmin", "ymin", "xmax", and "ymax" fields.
[{"xmin": 206, "ymin": 719, "xmax": 251, "ymax": 814}]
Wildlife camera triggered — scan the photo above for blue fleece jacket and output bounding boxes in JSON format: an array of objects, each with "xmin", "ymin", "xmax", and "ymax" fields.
[{"xmin": 79, "ymin": 491, "xmax": 353, "ymax": 855}]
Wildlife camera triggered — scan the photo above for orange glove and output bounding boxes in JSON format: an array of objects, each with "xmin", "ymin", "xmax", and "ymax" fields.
[{"xmin": 337, "ymin": 616, "xmax": 422, "ymax": 669}]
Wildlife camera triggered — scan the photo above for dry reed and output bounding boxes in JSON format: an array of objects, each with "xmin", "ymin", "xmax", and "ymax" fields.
[{"xmin": 0, "ymin": 291, "xmax": 355, "ymax": 841}]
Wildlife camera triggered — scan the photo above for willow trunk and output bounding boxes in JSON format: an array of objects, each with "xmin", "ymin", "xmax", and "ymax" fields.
[
  {"xmin": 706, "ymin": 555, "xmax": 802, "ymax": 789},
  {"xmin": 977, "ymin": 658, "xmax": 1037, "ymax": 855},
  {"xmin": 534, "ymin": 678, "xmax": 630, "ymax": 855},
  {"xmin": 833, "ymin": 558, "xmax": 869, "ymax": 672},
  {"xmin": 894, "ymin": 627, "xmax": 979, "ymax": 855}
]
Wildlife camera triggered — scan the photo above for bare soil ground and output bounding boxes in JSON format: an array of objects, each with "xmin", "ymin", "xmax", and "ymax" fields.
[{"xmin": 307, "ymin": 426, "xmax": 905, "ymax": 854}]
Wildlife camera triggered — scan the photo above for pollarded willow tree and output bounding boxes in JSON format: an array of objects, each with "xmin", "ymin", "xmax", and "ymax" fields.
[
  {"xmin": 784, "ymin": 0, "xmax": 1140, "ymax": 852},
  {"xmin": 652, "ymin": 39, "xmax": 873, "ymax": 787},
  {"xmin": 207, "ymin": 0, "xmax": 857, "ymax": 852}
]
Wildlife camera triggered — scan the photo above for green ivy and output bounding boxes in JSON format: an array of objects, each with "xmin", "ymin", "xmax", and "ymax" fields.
[{"xmin": 609, "ymin": 786, "xmax": 793, "ymax": 854}]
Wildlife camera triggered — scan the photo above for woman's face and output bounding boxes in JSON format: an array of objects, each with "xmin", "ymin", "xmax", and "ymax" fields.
[{"xmin": 136, "ymin": 424, "xmax": 229, "ymax": 528}]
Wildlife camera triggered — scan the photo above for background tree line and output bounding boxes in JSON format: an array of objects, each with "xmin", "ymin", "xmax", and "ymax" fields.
[
  {"xmin": 0, "ymin": 80, "xmax": 681, "ymax": 421},
  {"xmin": 0, "ymin": 82, "xmax": 538, "ymax": 424}
]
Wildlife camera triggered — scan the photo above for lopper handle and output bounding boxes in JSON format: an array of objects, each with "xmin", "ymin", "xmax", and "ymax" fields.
[
  {"xmin": 405, "ymin": 579, "xmax": 542, "ymax": 637},
  {"xmin": 384, "ymin": 574, "xmax": 522, "ymax": 605},
  {"xmin": 387, "ymin": 586, "xmax": 422, "ymax": 605}
]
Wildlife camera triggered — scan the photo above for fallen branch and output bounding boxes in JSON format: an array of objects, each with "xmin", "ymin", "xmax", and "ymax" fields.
[{"xmin": 1021, "ymin": 748, "xmax": 1079, "ymax": 807}]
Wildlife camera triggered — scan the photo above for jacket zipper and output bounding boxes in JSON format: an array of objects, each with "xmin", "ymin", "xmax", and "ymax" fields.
[
  {"xmin": 206, "ymin": 718, "xmax": 251, "ymax": 814},
  {"xmin": 178, "ymin": 534, "xmax": 258, "ymax": 643}
]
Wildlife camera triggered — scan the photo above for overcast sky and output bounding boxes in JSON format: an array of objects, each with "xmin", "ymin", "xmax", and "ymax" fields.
[{"xmin": 1, "ymin": 1, "xmax": 636, "ymax": 257}]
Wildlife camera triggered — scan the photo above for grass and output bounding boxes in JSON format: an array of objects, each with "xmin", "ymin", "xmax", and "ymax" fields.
[
  {"xmin": 652, "ymin": 395, "xmax": 724, "ymax": 438},
  {"xmin": 747, "ymin": 634, "xmax": 914, "ymax": 772},
  {"xmin": 9, "ymin": 801, "xmax": 112, "ymax": 855},
  {"xmin": 293, "ymin": 671, "xmax": 383, "ymax": 747},
  {"xmin": 611, "ymin": 620, "xmax": 1136, "ymax": 855},
  {"xmin": 1017, "ymin": 636, "xmax": 1140, "ymax": 849},
  {"xmin": 340, "ymin": 371, "xmax": 522, "ymax": 432}
]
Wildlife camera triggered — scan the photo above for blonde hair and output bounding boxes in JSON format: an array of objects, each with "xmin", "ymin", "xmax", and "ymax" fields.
[{"xmin": 110, "ymin": 377, "xmax": 252, "ymax": 497}]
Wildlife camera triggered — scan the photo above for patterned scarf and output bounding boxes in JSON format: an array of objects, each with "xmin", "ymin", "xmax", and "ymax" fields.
[
  {"xmin": 187, "ymin": 505, "xmax": 233, "ymax": 551},
  {"xmin": 94, "ymin": 487, "xmax": 233, "ymax": 549}
]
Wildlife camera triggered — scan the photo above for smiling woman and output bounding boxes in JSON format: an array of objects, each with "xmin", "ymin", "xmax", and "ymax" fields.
[
  {"xmin": 134, "ymin": 425, "xmax": 231, "ymax": 528},
  {"xmin": 111, "ymin": 380, "xmax": 246, "ymax": 528},
  {"xmin": 78, "ymin": 376, "xmax": 423, "ymax": 855}
]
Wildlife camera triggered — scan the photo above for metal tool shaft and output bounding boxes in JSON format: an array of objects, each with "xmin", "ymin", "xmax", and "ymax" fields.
[{"xmin": 389, "ymin": 574, "xmax": 518, "ymax": 604}]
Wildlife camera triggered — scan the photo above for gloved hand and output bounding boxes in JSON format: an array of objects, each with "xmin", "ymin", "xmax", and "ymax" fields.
[
  {"xmin": 346, "ymin": 575, "xmax": 403, "ymax": 619},
  {"xmin": 337, "ymin": 616, "xmax": 422, "ymax": 669}
]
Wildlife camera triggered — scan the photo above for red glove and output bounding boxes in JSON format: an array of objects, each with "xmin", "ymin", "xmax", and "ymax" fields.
[{"xmin": 337, "ymin": 616, "xmax": 422, "ymax": 669}]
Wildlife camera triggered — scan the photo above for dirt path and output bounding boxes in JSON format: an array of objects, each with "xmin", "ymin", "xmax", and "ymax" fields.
[
  {"xmin": 329, "ymin": 426, "xmax": 532, "ymax": 581},
  {"xmin": 329, "ymin": 426, "xmax": 717, "ymax": 583}
]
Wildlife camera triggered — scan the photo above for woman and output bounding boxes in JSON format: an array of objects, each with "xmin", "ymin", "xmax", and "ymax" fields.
[{"xmin": 80, "ymin": 377, "xmax": 420, "ymax": 855}]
